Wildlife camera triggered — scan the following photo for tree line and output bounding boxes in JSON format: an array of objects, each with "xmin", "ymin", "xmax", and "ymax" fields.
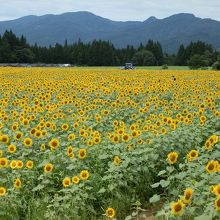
[{"xmin": 0, "ymin": 30, "xmax": 220, "ymax": 69}]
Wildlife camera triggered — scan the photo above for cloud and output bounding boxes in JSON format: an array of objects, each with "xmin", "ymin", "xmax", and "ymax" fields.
[{"xmin": 0, "ymin": 0, "xmax": 219, "ymax": 21}]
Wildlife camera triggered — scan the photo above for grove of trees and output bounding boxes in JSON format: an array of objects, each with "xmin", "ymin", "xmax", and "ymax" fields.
[{"xmin": 0, "ymin": 30, "xmax": 219, "ymax": 68}]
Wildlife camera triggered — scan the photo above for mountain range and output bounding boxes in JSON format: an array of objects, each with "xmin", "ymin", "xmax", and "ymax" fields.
[{"xmin": 0, "ymin": 11, "xmax": 220, "ymax": 53}]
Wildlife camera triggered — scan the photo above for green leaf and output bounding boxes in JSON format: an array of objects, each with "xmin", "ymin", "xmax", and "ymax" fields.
[
  {"xmin": 99, "ymin": 154, "xmax": 109, "ymax": 160},
  {"xmin": 151, "ymin": 182, "xmax": 160, "ymax": 188},
  {"xmin": 97, "ymin": 188, "xmax": 106, "ymax": 194},
  {"xmin": 66, "ymin": 164, "xmax": 74, "ymax": 170},
  {"xmin": 158, "ymin": 170, "xmax": 166, "ymax": 176},
  {"xmin": 194, "ymin": 215, "xmax": 212, "ymax": 220},
  {"xmin": 108, "ymin": 184, "xmax": 115, "ymax": 191},
  {"xmin": 160, "ymin": 180, "xmax": 170, "ymax": 188},
  {"xmin": 166, "ymin": 166, "xmax": 174, "ymax": 173},
  {"xmin": 32, "ymin": 184, "xmax": 45, "ymax": 192},
  {"xmin": 149, "ymin": 194, "xmax": 160, "ymax": 203}
]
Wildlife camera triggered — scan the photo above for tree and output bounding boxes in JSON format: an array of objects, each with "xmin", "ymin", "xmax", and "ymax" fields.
[
  {"xmin": 163, "ymin": 53, "xmax": 176, "ymax": 66},
  {"xmin": 188, "ymin": 54, "xmax": 209, "ymax": 69},
  {"xmin": 1, "ymin": 29, "xmax": 219, "ymax": 67},
  {"xmin": 15, "ymin": 48, "xmax": 35, "ymax": 63},
  {"xmin": 146, "ymin": 40, "xmax": 163, "ymax": 65},
  {"xmin": 176, "ymin": 44, "xmax": 186, "ymax": 65},
  {"xmin": 212, "ymin": 61, "xmax": 220, "ymax": 70},
  {"xmin": 212, "ymin": 55, "xmax": 220, "ymax": 70},
  {"xmin": 132, "ymin": 50, "xmax": 156, "ymax": 66}
]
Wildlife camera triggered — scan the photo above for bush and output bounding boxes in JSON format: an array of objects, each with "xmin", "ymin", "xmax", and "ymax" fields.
[
  {"xmin": 188, "ymin": 54, "xmax": 209, "ymax": 69},
  {"xmin": 212, "ymin": 61, "xmax": 220, "ymax": 70},
  {"xmin": 161, "ymin": 64, "xmax": 168, "ymax": 70}
]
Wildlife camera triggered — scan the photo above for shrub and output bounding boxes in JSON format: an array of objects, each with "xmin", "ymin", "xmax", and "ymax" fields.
[
  {"xmin": 161, "ymin": 64, "xmax": 168, "ymax": 70},
  {"xmin": 212, "ymin": 61, "xmax": 220, "ymax": 70},
  {"xmin": 188, "ymin": 54, "xmax": 209, "ymax": 69}
]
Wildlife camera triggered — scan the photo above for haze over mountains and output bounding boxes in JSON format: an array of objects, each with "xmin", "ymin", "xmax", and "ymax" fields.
[{"xmin": 0, "ymin": 11, "xmax": 220, "ymax": 53}]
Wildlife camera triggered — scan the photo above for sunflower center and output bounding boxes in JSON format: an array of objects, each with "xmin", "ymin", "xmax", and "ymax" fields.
[{"xmin": 174, "ymin": 204, "xmax": 182, "ymax": 212}]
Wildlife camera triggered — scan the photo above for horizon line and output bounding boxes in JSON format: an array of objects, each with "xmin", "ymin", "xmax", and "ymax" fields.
[{"xmin": 0, "ymin": 11, "xmax": 219, "ymax": 23}]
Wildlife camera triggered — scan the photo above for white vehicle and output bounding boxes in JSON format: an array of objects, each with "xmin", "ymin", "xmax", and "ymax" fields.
[{"xmin": 120, "ymin": 63, "xmax": 135, "ymax": 70}]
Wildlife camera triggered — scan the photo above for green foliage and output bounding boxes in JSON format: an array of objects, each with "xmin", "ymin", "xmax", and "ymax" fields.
[
  {"xmin": 176, "ymin": 41, "xmax": 217, "ymax": 66},
  {"xmin": 212, "ymin": 61, "xmax": 220, "ymax": 70},
  {"xmin": 132, "ymin": 50, "xmax": 156, "ymax": 66},
  {"xmin": 188, "ymin": 54, "xmax": 209, "ymax": 69},
  {"xmin": 161, "ymin": 64, "xmax": 168, "ymax": 69}
]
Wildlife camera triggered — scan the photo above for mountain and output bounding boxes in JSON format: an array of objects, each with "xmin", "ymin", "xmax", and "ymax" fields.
[{"xmin": 0, "ymin": 11, "xmax": 220, "ymax": 53}]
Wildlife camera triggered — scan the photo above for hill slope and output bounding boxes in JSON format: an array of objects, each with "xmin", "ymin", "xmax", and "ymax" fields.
[{"xmin": 0, "ymin": 11, "xmax": 220, "ymax": 53}]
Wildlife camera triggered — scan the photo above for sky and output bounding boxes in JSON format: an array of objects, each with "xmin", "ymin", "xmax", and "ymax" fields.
[{"xmin": 0, "ymin": 0, "xmax": 220, "ymax": 22}]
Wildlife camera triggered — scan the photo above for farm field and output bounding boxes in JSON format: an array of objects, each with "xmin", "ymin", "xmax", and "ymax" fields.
[
  {"xmin": 0, "ymin": 68, "xmax": 220, "ymax": 220},
  {"xmin": 73, "ymin": 66, "xmax": 190, "ymax": 70}
]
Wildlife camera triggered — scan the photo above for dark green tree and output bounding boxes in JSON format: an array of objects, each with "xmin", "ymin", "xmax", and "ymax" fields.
[
  {"xmin": 132, "ymin": 50, "xmax": 156, "ymax": 66},
  {"xmin": 176, "ymin": 44, "xmax": 186, "ymax": 65},
  {"xmin": 188, "ymin": 54, "xmax": 209, "ymax": 69}
]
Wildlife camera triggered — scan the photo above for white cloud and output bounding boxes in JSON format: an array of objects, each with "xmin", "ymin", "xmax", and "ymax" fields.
[{"xmin": 0, "ymin": 0, "xmax": 219, "ymax": 21}]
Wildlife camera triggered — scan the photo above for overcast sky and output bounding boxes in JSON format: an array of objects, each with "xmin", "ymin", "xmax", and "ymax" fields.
[{"xmin": 0, "ymin": 0, "xmax": 219, "ymax": 21}]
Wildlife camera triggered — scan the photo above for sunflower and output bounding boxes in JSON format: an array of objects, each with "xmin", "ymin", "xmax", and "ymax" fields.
[
  {"xmin": 171, "ymin": 199, "xmax": 184, "ymax": 216},
  {"xmin": 93, "ymin": 136, "xmax": 101, "ymax": 145},
  {"xmin": 80, "ymin": 170, "xmax": 89, "ymax": 180},
  {"xmin": 161, "ymin": 128, "xmax": 167, "ymax": 135},
  {"xmin": 183, "ymin": 188, "xmax": 193, "ymax": 204},
  {"xmin": 112, "ymin": 134, "xmax": 119, "ymax": 144},
  {"xmin": 79, "ymin": 129, "xmax": 86, "ymax": 137},
  {"xmin": 72, "ymin": 176, "xmax": 80, "ymax": 184},
  {"xmin": 87, "ymin": 140, "xmax": 93, "ymax": 147},
  {"xmin": 116, "ymin": 128, "xmax": 124, "ymax": 136},
  {"xmin": 215, "ymin": 197, "xmax": 220, "ymax": 212},
  {"xmin": 213, "ymin": 184, "xmax": 220, "ymax": 196},
  {"xmin": 204, "ymin": 140, "xmax": 212, "ymax": 150},
  {"xmin": 17, "ymin": 160, "xmax": 24, "ymax": 169},
  {"xmin": 23, "ymin": 137, "xmax": 33, "ymax": 147},
  {"xmin": 210, "ymin": 135, "xmax": 219, "ymax": 144},
  {"xmin": 44, "ymin": 163, "xmax": 53, "ymax": 174},
  {"xmin": 187, "ymin": 150, "xmax": 199, "ymax": 162},
  {"xmin": 1, "ymin": 135, "xmax": 9, "ymax": 144},
  {"xmin": 35, "ymin": 130, "xmax": 42, "ymax": 138},
  {"xmin": 61, "ymin": 123, "xmax": 69, "ymax": 131},
  {"xmin": 49, "ymin": 138, "xmax": 60, "ymax": 150},
  {"xmin": 67, "ymin": 146, "xmax": 73, "ymax": 154},
  {"xmin": 200, "ymin": 115, "xmax": 206, "ymax": 122},
  {"xmin": 105, "ymin": 207, "xmax": 116, "ymax": 219},
  {"xmin": 122, "ymin": 133, "xmax": 130, "ymax": 142},
  {"xmin": 206, "ymin": 160, "xmax": 217, "ymax": 173},
  {"xmin": 15, "ymin": 132, "xmax": 23, "ymax": 140},
  {"xmin": 26, "ymin": 160, "xmax": 34, "ymax": 169},
  {"xmin": 8, "ymin": 144, "xmax": 17, "ymax": 154},
  {"xmin": 14, "ymin": 178, "xmax": 21, "ymax": 189},
  {"xmin": 68, "ymin": 133, "xmax": 75, "ymax": 141},
  {"xmin": 113, "ymin": 156, "xmax": 121, "ymax": 166},
  {"xmin": 12, "ymin": 123, "xmax": 18, "ymax": 131},
  {"xmin": 0, "ymin": 187, "xmax": 6, "ymax": 196},
  {"xmin": 146, "ymin": 138, "xmax": 151, "ymax": 144},
  {"xmin": 0, "ymin": 158, "xmax": 8, "ymax": 168},
  {"xmin": 78, "ymin": 149, "xmax": 87, "ymax": 159},
  {"xmin": 40, "ymin": 144, "xmax": 46, "ymax": 151},
  {"xmin": 167, "ymin": 152, "xmax": 178, "ymax": 165},
  {"xmin": 62, "ymin": 177, "xmax": 71, "ymax": 187},
  {"xmin": 131, "ymin": 130, "xmax": 139, "ymax": 138},
  {"xmin": 10, "ymin": 160, "xmax": 17, "ymax": 169}
]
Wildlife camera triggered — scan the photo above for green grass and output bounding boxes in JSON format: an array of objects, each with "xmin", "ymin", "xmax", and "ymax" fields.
[
  {"xmin": 136, "ymin": 66, "xmax": 189, "ymax": 70},
  {"xmin": 72, "ymin": 66, "xmax": 198, "ymax": 70},
  {"xmin": 59, "ymin": 65, "xmax": 214, "ymax": 71}
]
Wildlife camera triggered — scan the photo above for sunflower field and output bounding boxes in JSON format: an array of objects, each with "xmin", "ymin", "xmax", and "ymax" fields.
[{"xmin": 0, "ymin": 67, "xmax": 219, "ymax": 220}]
